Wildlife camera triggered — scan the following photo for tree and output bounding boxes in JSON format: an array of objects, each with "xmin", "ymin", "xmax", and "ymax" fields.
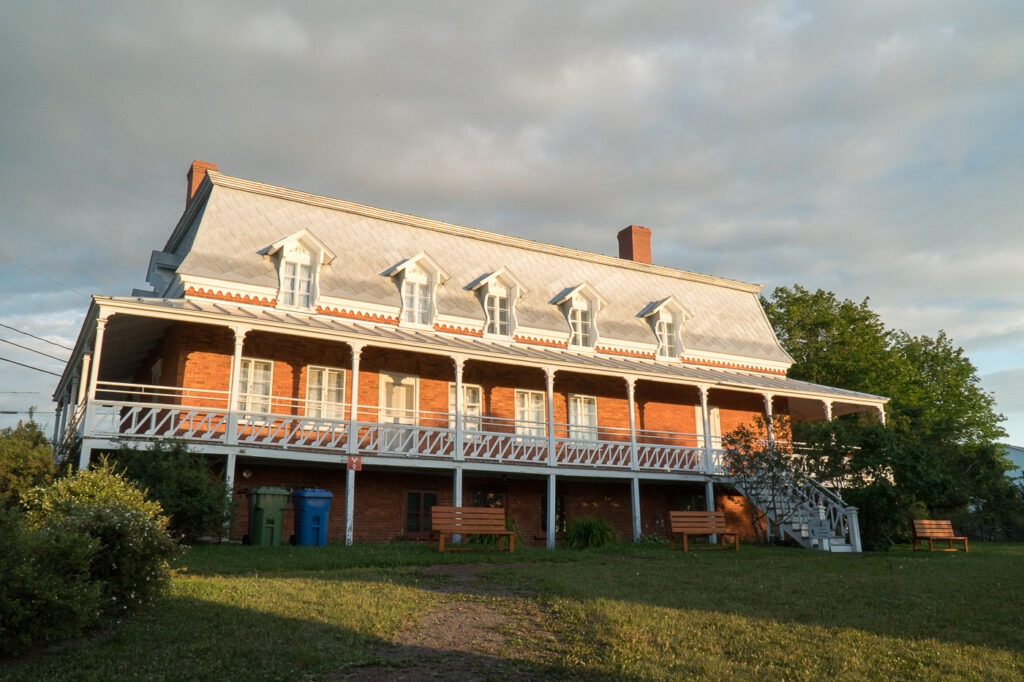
[
  {"xmin": 0, "ymin": 414, "xmax": 55, "ymax": 508},
  {"xmin": 761, "ymin": 286, "xmax": 1020, "ymax": 545}
]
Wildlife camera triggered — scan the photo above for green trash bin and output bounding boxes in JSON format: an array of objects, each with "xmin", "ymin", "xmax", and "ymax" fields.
[{"xmin": 245, "ymin": 487, "xmax": 290, "ymax": 546}]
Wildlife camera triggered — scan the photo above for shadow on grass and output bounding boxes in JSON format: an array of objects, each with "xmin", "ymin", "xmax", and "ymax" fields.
[{"xmin": 0, "ymin": 590, "xmax": 609, "ymax": 682}]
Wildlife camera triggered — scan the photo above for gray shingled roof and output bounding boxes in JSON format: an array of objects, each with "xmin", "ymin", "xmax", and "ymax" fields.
[{"xmin": 174, "ymin": 174, "xmax": 794, "ymax": 365}]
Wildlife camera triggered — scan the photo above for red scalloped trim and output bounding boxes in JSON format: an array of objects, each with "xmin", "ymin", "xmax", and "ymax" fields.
[
  {"xmin": 596, "ymin": 346, "xmax": 656, "ymax": 360},
  {"xmin": 317, "ymin": 305, "xmax": 400, "ymax": 325},
  {"xmin": 433, "ymin": 323, "xmax": 484, "ymax": 337},
  {"xmin": 186, "ymin": 287, "xmax": 276, "ymax": 307},
  {"xmin": 514, "ymin": 335, "xmax": 569, "ymax": 349},
  {"xmin": 681, "ymin": 356, "xmax": 787, "ymax": 376}
]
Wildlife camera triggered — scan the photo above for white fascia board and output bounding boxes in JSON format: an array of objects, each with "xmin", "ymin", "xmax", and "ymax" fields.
[
  {"xmin": 179, "ymin": 275, "xmax": 278, "ymax": 301},
  {"xmin": 681, "ymin": 348, "xmax": 792, "ymax": 374},
  {"xmin": 317, "ymin": 294, "xmax": 398, "ymax": 318},
  {"xmin": 513, "ymin": 324, "xmax": 570, "ymax": 344},
  {"xmin": 435, "ymin": 313, "xmax": 485, "ymax": 330}
]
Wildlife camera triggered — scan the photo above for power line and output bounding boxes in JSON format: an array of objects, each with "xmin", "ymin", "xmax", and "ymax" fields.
[
  {"xmin": 0, "ymin": 253, "xmax": 91, "ymax": 299},
  {"xmin": 0, "ymin": 322, "xmax": 75, "ymax": 351},
  {"xmin": 0, "ymin": 356, "xmax": 61, "ymax": 376},
  {"xmin": 0, "ymin": 338, "xmax": 68, "ymax": 363}
]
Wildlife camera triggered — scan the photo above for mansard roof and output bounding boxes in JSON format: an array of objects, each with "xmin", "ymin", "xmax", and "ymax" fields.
[{"xmin": 166, "ymin": 171, "xmax": 794, "ymax": 365}]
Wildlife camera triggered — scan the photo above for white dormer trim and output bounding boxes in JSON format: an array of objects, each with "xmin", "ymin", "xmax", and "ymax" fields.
[
  {"xmin": 383, "ymin": 252, "xmax": 449, "ymax": 328},
  {"xmin": 639, "ymin": 296, "xmax": 693, "ymax": 360},
  {"xmin": 260, "ymin": 229, "xmax": 335, "ymax": 312},
  {"xmin": 552, "ymin": 282, "xmax": 608, "ymax": 350},
  {"xmin": 469, "ymin": 267, "xmax": 526, "ymax": 340}
]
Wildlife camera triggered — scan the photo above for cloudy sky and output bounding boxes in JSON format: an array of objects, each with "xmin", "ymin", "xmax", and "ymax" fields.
[{"xmin": 2, "ymin": 2, "xmax": 1023, "ymax": 444}]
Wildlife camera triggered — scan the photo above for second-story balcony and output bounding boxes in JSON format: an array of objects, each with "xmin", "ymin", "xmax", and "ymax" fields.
[{"xmin": 79, "ymin": 381, "xmax": 727, "ymax": 476}]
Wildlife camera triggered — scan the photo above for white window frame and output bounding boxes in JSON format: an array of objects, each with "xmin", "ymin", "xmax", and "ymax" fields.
[
  {"xmin": 514, "ymin": 389, "xmax": 546, "ymax": 437},
  {"xmin": 655, "ymin": 311, "xmax": 678, "ymax": 359},
  {"xmin": 568, "ymin": 394, "xmax": 598, "ymax": 441},
  {"xmin": 568, "ymin": 300, "xmax": 593, "ymax": 348},
  {"xmin": 401, "ymin": 266, "xmax": 432, "ymax": 326},
  {"xmin": 485, "ymin": 288, "xmax": 510, "ymax": 337},
  {"xmin": 265, "ymin": 231, "xmax": 334, "ymax": 312},
  {"xmin": 448, "ymin": 383, "xmax": 482, "ymax": 432},
  {"xmin": 280, "ymin": 258, "xmax": 314, "ymax": 309},
  {"xmin": 238, "ymin": 358, "xmax": 273, "ymax": 415},
  {"xmin": 306, "ymin": 365, "xmax": 346, "ymax": 420}
]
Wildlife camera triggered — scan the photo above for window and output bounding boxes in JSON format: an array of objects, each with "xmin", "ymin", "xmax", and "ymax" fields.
[
  {"xmin": 568, "ymin": 394, "xmax": 598, "ymax": 440},
  {"xmin": 306, "ymin": 366, "xmax": 345, "ymax": 419},
  {"xmin": 515, "ymin": 389, "xmax": 546, "ymax": 437},
  {"xmin": 448, "ymin": 383, "xmax": 482, "ymax": 431},
  {"xmin": 540, "ymin": 494, "xmax": 566, "ymax": 535},
  {"xmin": 485, "ymin": 290, "xmax": 510, "ymax": 336},
  {"xmin": 471, "ymin": 490, "xmax": 505, "ymax": 508},
  {"xmin": 281, "ymin": 260, "xmax": 313, "ymax": 308},
  {"xmin": 656, "ymin": 311, "xmax": 678, "ymax": 359},
  {"xmin": 568, "ymin": 301, "xmax": 592, "ymax": 347},
  {"xmin": 406, "ymin": 491, "xmax": 438, "ymax": 539},
  {"xmin": 401, "ymin": 267, "xmax": 431, "ymax": 325},
  {"xmin": 238, "ymin": 358, "xmax": 272, "ymax": 413}
]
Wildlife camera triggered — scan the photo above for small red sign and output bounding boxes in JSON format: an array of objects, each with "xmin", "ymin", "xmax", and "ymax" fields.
[{"xmin": 347, "ymin": 456, "xmax": 362, "ymax": 471}]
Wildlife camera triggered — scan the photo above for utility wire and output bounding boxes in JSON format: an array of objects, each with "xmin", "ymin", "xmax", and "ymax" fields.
[
  {"xmin": 0, "ymin": 322, "xmax": 75, "ymax": 351},
  {"xmin": 0, "ymin": 356, "xmax": 61, "ymax": 376},
  {"xmin": 0, "ymin": 338, "xmax": 68, "ymax": 363},
  {"xmin": 0, "ymin": 252, "xmax": 91, "ymax": 299}
]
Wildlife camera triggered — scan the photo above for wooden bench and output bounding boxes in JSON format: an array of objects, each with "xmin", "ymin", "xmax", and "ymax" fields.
[
  {"xmin": 430, "ymin": 506, "xmax": 515, "ymax": 553},
  {"xmin": 669, "ymin": 511, "xmax": 739, "ymax": 552},
  {"xmin": 912, "ymin": 520, "xmax": 968, "ymax": 552}
]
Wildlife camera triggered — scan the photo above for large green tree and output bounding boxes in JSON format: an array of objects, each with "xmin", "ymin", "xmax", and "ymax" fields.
[
  {"xmin": 761, "ymin": 286, "xmax": 1021, "ymax": 544},
  {"xmin": 0, "ymin": 415, "xmax": 55, "ymax": 508}
]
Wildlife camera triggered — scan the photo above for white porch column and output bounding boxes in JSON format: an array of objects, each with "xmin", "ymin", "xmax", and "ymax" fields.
[
  {"xmin": 225, "ymin": 326, "xmax": 249, "ymax": 446},
  {"xmin": 51, "ymin": 398, "xmax": 64, "ymax": 456},
  {"xmin": 345, "ymin": 465, "xmax": 355, "ymax": 546},
  {"xmin": 876, "ymin": 405, "xmax": 886, "ymax": 425},
  {"xmin": 699, "ymin": 386, "xmax": 717, "ymax": 543},
  {"xmin": 222, "ymin": 453, "xmax": 237, "ymax": 541},
  {"xmin": 846, "ymin": 506, "xmax": 863, "ymax": 552},
  {"xmin": 631, "ymin": 476, "xmax": 641, "ymax": 541},
  {"xmin": 545, "ymin": 367, "xmax": 556, "ymax": 467},
  {"xmin": 80, "ymin": 315, "xmax": 108, "ymax": 471},
  {"xmin": 824, "ymin": 400, "xmax": 833, "ymax": 421},
  {"xmin": 546, "ymin": 472, "xmax": 557, "ymax": 549},
  {"xmin": 453, "ymin": 465, "xmax": 464, "ymax": 544},
  {"xmin": 453, "ymin": 356, "xmax": 465, "ymax": 461},
  {"xmin": 347, "ymin": 344, "xmax": 363, "ymax": 456},
  {"xmin": 762, "ymin": 393, "xmax": 775, "ymax": 443},
  {"xmin": 625, "ymin": 377, "xmax": 639, "ymax": 472}
]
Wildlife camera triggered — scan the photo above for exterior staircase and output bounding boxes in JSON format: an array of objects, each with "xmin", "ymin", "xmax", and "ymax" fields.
[{"xmin": 733, "ymin": 465, "xmax": 862, "ymax": 553}]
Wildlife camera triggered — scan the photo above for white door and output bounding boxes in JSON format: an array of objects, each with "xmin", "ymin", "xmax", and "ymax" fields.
[{"xmin": 381, "ymin": 373, "xmax": 418, "ymax": 454}]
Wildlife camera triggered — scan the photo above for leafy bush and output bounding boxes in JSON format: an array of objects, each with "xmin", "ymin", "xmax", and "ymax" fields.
[
  {"xmin": 0, "ymin": 416, "xmax": 55, "ymax": 508},
  {"xmin": 636, "ymin": 533, "xmax": 669, "ymax": 545},
  {"xmin": 110, "ymin": 439, "xmax": 232, "ymax": 541},
  {"xmin": 564, "ymin": 517, "xmax": 614, "ymax": 549},
  {"xmin": 0, "ymin": 505, "xmax": 100, "ymax": 657},
  {"xmin": 24, "ymin": 463, "xmax": 183, "ymax": 614}
]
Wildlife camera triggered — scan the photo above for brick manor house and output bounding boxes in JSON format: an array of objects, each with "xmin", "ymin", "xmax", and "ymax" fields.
[{"xmin": 53, "ymin": 161, "xmax": 886, "ymax": 550}]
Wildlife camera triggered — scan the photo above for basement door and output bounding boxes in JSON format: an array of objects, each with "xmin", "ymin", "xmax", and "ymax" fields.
[{"xmin": 380, "ymin": 373, "xmax": 418, "ymax": 455}]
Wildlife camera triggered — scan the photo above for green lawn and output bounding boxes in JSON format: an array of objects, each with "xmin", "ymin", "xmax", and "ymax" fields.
[{"xmin": 4, "ymin": 542, "xmax": 1023, "ymax": 680}]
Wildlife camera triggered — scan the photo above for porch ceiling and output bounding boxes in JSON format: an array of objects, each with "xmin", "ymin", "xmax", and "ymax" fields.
[{"xmin": 97, "ymin": 296, "xmax": 887, "ymax": 407}]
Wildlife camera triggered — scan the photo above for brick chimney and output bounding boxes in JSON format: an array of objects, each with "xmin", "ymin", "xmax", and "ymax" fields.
[
  {"xmin": 617, "ymin": 225, "xmax": 652, "ymax": 264},
  {"xmin": 186, "ymin": 160, "xmax": 218, "ymax": 206}
]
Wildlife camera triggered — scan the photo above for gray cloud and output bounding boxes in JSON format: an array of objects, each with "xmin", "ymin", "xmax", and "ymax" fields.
[{"xmin": 2, "ymin": 1, "xmax": 1023, "ymax": 439}]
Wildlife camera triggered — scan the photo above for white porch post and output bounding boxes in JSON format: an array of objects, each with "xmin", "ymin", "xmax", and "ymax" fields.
[
  {"xmin": 626, "ymin": 377, "xmax": 639, "ymax": 472},
  {"xmin": 546, "ymin": 472, "xmax": 557, "ymax": 549},
  {"xmin": 80, "ymin": 315, "xmax": 107, "ymax": 471},
  {"xmin": 545, "ymin": 367, "xmax": 556, "ymax": 467},
  {"xmin": 876, "ymin": 405, "xmax": 886, "ymax": 425},
  {"xmin": 699, "ymin": 386, "xmax": 717, "ymax": 543},
  {"xmin": 345, "ymin": 344, "xmax": 363, "ymax": 547},
  {"xmin": 846, "ymin": 506, "xmax": 863, "ymax": 552},
  {"xmin": 824, "ymin": 400, "xmax": 833, "ymax": 421},
  {"xmin": 222, "ymin": 453, "xmax": 236, "ymax": 541},
  {"xmin": 51, "ymin": 398, "xmax": 64, "ymax": 456},
  {"xmin": 225, "ymin": 326, "xmax": 248, "ymax": 446},
  {"xmin": 453, "ymin": 465, "xmax": 464, "ymax": 544},
  {"xmin": 762, "ymin": 393, "xmax": 774, "ymax": 443},
  {"xmin": 453, "ymin": 356, "xmax": 465, "ymax": 461},
  {"xmin": 631, "ymin": 476, "xmax": 641, "ymax": 541}
]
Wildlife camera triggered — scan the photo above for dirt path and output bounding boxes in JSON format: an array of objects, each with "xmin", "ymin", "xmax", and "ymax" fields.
[{"xmin": 336, "ymin": 564, "xmax": 562, "ymax": 680}]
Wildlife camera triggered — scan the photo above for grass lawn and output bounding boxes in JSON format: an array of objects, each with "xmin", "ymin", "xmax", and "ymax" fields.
[{"xmin": 4, "ymin": 541, "xmax": 1023, "ymax": 680}]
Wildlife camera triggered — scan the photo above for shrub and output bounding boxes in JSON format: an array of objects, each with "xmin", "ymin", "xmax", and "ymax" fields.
[
  {"xmin": 110, "ymin": 439, "xmax": 232, "ymax": 542},
  {"xmin": 564, "ymin": 517, "xmax": 614, "ymax": 549},
  {"xmin": 0, "ymin": 415, "xmax": 55, "ymax": 509},
  {"xmin": 0, "ymin": 505, "xmax": 101, "ymax": 657},
  {"xmin": 24, "ymin": 463, "xmax": 183, "ymax": 615}
]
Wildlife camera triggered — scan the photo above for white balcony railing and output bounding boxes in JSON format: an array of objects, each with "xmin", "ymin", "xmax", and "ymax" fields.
[{"xmin": 85, "ymin": 382, "xmax": 725, "ymax": 475}]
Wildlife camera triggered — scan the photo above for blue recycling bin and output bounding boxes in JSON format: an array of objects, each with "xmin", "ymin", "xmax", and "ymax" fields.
[{"xmin": 291, "ymin": 489, "xmax": 334, "ymax": 546}]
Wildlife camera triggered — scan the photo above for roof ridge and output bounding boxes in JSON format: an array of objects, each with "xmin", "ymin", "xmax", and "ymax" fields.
[{"xmin": 206, "ymin": 170, "xmax": 763, "ymax": 294}]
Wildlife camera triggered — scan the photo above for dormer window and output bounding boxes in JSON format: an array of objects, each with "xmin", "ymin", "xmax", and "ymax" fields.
[
  {"xmin": 568, "ymin": 297, "xmax": 592, "ymax": 347},
  {"xmin": 402, "ymin": 266, "xmax": 431, "ymax": 325},
  {"xmin": 469, "ymin": 268, "xmax": 525, "ymax": 339},
  {"xmin": 553, "ymin": 283, "xmax": 607, "ymax": 350},
  {"xmin": 384, "ymin": 252, "xmax": 450, "ymax": 328},
  {"xmin": 640, "ymin": 297, "xmax": 692, "ymax": 361},
  {"xmin": 262, "ymin": 229, "xmax": 335, "ymax": 311}
]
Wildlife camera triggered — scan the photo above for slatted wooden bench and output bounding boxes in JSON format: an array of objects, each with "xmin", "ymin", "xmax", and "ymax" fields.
[
  {"xmin": 912, "ymin": 520, "xmax": 968, "ymax": 552},
  {"xmin": 669, "ymin": 511, "xmax": 739, "ymax": 552},
  {"xmin": 430, "ymin": 506, "xmax": 515, "ymax": 553}
]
